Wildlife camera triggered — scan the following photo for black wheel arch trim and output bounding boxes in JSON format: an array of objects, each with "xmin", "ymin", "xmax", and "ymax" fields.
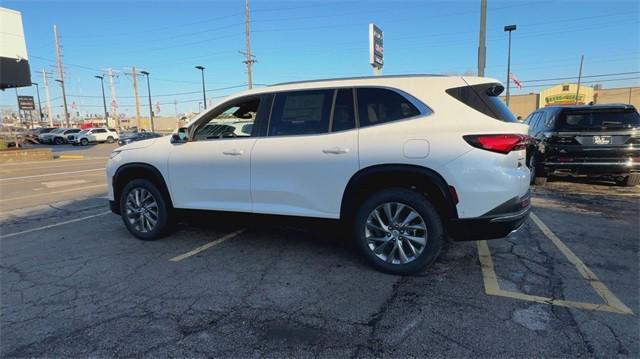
[
  {"xmin": 340, "ymin": 164, "xmax": 459, "ymax": 220},
  {"xmin": 112, "ymin": 162, "xmax": 174, "ymax": 214}
]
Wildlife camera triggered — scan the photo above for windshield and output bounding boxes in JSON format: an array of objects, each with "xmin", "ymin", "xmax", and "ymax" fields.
[{"xmin": 558, "ymin": 109, "xmax": 640, "ymax": 131}]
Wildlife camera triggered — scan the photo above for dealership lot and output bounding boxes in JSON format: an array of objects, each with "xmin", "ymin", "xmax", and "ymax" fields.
[{"xmin": 1, "ymin": 157, "xmax": 638, "ymax": 357}]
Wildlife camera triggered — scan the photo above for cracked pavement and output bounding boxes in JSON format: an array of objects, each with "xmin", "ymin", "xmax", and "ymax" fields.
[{"xmin": 1, "ymin": 159, "xmax": 639, "ymax": 357}]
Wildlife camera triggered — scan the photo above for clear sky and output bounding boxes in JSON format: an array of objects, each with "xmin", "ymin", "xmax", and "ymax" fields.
[{"xmin": 1, "ymin": 0, "xmax": 639, "ymax": 118}]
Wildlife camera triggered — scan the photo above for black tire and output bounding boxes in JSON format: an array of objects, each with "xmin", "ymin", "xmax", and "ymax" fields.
[
  {"xmin": 618, "ymin": 173, "xmax": 640, "ymax": 187},
  {"xmin": 80, "ymin": 138, "xmax": 89, "ymax": 146},
  {"xmin": 54, "ymin": 137, "xmax": 64, "ymax": 145},
  {"xmin": 119, "ymin": 179, "xmax": 172, "ymax": 240},
  {"xmin": 352, "ymin": 187, "xmax": 443, "ymax": 275},
  {"xmin": 106, "ymin": 136, "xmax": 114, "ymax": 143}
]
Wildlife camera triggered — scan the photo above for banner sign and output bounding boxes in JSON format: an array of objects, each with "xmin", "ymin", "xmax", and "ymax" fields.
[{"xmin": 369, "ymin": 23, "xmax": 383, "ymax": 68}]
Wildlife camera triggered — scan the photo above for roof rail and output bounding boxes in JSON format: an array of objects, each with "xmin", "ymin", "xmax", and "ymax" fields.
[{"xmin": 271, "ymin": 74, "xmax": 446, "ymax": 87}]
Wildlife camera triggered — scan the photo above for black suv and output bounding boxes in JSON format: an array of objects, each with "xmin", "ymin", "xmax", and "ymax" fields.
[{"xmin": 525, "ymin": 104, "xmax": 639, "ymax": 186}]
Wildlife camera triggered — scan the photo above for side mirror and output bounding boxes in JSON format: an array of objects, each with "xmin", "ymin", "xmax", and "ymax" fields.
[{"xmin": 171, "ymin": 127, "xmax": 189, "ymax": 144}]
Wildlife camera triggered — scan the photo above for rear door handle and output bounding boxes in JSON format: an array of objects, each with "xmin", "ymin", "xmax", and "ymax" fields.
[
  {"xmin": 322, "ymin": 147, "xmax": 350, "ymax": 155},
  {"xmin": 222, "ymin": 149, "xmax": 244, "ymax": 156}
]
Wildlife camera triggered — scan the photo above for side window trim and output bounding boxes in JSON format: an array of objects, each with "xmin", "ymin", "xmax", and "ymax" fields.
[{"xmin": 327, "ymin": 89, "xmax": 337, "ymax": 133}]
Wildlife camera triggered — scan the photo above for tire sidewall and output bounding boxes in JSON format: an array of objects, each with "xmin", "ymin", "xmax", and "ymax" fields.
[
  {"xmin": 352, "ymin": 188, "xmax": 443, "ymax": 275},
  {"xmin": 80, "ymin": 138, "xmax": 88, "ymax": 146},
  {"xmin": 107, "ymin": 136, "xmax": 114, "ymax": 143},
  {"xmin": 119, "ymin": 179, "xmax": 169, "ymax": 240}
]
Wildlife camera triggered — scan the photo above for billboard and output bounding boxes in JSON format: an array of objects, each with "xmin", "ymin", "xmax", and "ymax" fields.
[
  {"xmin": 0, "ymin": 7, "xmax": 31, "ymax": 89},
  {"xmin": 369, "ymin": 23, "xmax": 383, "ymax": 69}
]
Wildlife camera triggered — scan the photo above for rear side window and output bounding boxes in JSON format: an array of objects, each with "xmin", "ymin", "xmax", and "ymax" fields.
[
  {"xmin": 331, "ymin": 89, "xmax": 356, "ymax": 132},
  {"xmin": 269, "ymin": 89, "xmax": 333, "ymax": 136},
  {"xmin": 356, "ymin": 88, "xmax": 420, "ymax": 127},
  {"xmin": 557, "ymin": 109, "xmax": 640, "ymax": 131},
  {"xmin": 446, "ymin": 83, "xmax": 517, "ymax": 122}
]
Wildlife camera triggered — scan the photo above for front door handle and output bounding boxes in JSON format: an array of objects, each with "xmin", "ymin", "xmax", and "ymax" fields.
[
  {"xmin": 322, "ymin": 147, "xmax": 350, "ymax": 155},
  {"xmin": 223, "ymin": 149, "xmax": 244, "ymax": 156}
]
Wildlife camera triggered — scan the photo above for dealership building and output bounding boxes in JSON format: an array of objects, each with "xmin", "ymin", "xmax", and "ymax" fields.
[{"xmin": 505, "ymin": 84, "xmax": 640, "ymax": 119}]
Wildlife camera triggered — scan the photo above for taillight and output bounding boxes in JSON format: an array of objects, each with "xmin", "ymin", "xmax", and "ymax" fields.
[{"xmin": 463, "ymin": 134, "xmax": 529, "ymax": 154}]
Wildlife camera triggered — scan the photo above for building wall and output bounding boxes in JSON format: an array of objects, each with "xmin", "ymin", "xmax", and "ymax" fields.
[
  {"xmin": 504, "ymin": 93, "xmax": 539, "ymax": 119},
  {"xmin": 595, "ymin": 87, "xmax": 640, "ymax": 109}
]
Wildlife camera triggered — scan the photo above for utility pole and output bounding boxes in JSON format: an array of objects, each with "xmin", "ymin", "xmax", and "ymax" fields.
[
  {"xmin": 477, "ymin": 0, "xmax": 487, "ymax": 77},
  {"xmin": 243, "ymin": 0, "xmax": 256, "ymax": 89},
  {"xmin": 53, "ymin": 25, "xmax": 70, "ymax": 127},
  {"xmin": 131, "ymin": 66, "xmax": 142, "ymax": 129},
  {"xmin": 42, "ymin": 69, "xmax": 53, "ymax": 126},
  {"xmin": 140, "ymin": 70, "xmax": 154, "ymax": 132},
  {"xmin": 575, "ymin": 55, "xmax": 584, "ymax": 105},
  {"xmin": 107, "ymin": 68, "xmax": 118, "ymax": 128}
]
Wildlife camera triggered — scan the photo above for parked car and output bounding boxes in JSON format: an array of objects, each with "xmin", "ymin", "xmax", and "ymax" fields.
[
  {"xmin": 50, "ymin": 128, "xmax": 82, "ymax": 145},
  {"xmin": 107, "ymin": 75, "xmax": 531, "ymax": 274},
  {"xmin": 525, "ymin": 104, "xmax": 640, "ymax": 186},
  {"xmin": 38, "ymin": 128, "xmax": 66, "ymax": 144},
  {"xmin": 118, "ymin": 132, "xmax": 164, "ymax": 146},
  {"xmin": 71, "ymin": 128, "xmax": 119, "ymax": 146},
  {"xmin": 25, "ymin": 127, "xmax": 56, "ymax": 143}
]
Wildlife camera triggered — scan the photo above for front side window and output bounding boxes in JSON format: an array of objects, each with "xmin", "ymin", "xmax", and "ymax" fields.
[
  {"xmin": 193, "ymin": 97, "xmax": 259, "ymax": 141},
  {"xmin": 268, "ymin": 89, "xmax": 333, "ymax": 136},
  {"xmin": 356, "ymin": 88, "xmax": 420, "ymax": 127}
]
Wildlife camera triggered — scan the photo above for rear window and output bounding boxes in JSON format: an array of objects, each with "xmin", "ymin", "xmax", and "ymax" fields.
[
  {"xmin": 446, "ymin": 83, "xmax": 517, "ymax": 122},
  {"xmin": 557, "ymin": 109, "xmax": 639, "ymax": 131}
]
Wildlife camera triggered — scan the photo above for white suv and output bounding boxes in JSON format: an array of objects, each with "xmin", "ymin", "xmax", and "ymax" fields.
[
  {"xmin": 107, "ymin": 75, "xmax": 531, "ymax": 274},
  {"xmin": 71, "ymin": 128, "xmax": 119, "ymax": 146}
]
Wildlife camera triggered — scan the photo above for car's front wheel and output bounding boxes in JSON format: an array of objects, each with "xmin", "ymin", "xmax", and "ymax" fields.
[
  {"xmin": 80, "ymin": 138, "xmax": 89, "ymax": 146},
  {"xmin": 119, "ymin": 179, "xmax": 172, "ymax": 240},
  {"xmin": 106, "ymin": 136, "xmax": 115, "ymax": 143},
  {"xmin": 353, "ymin": 188, "xmax": 443, "ymax": 275}
]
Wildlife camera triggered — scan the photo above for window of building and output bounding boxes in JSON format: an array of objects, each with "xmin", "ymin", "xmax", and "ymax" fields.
[{"xmin": 562, "ymin": 85, "xmax": 570, "ymax": 91}]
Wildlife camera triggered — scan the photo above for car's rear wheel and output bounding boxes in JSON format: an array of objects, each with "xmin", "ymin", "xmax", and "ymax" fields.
[
  {"xmin": 80, "ymin": 138, "xmax": 89, "ymax": 146},
  {"xmin": 54, "ymin": 137, "xmax": 64, "ymax": 145},
  {"xmin": 119, "ymin": 179, "xmax": 171, "ymax": 240},
  {"xmin": 353, "ymin": 188, "xmax": 443, "ymax": 275},
  {"xmin": 106, "ymin": 136, "xmax": 114, "ymax": 143},
  {"xmin": 617, "ymin": 173, "xmax": 640, "ymax": 187}
]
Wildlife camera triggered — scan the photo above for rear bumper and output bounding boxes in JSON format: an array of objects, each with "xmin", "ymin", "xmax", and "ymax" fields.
[{"xmin": 447, "ymin": 193, "xmax": 531, "ymax": 241}]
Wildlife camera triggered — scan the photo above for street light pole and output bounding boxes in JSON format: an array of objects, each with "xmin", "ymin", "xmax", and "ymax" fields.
[
  {"xmin": 504, "ymin": 24, "xmax": 517, "ymax": 107},
  {"xmin": 140, "ymin": 71, "xmax": 154, "ymax": 132},
  {"xmin": 94, "ymin": 75, "xmax": 109, "ymax": 127},
  {"xmin": 195, "ymin": 66, "xmax": 207, "ymax": 109},
  {"xmin": 32, "ymin": 82, "xmax": 43, "ymax": 124}
]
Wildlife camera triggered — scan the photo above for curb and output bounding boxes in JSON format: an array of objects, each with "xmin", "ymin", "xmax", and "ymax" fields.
[{"xmin": 57, "ymin": 155, "xmax": 85, "ymax": 160}]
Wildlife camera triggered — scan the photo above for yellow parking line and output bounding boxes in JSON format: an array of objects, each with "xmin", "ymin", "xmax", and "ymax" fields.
[
  {"xmin": 170, "ymin": 229, "xmax": 246, "ymax": 262},
  {"xmin": 529, "ymin": 212, "xmax": 633, "ymax": 314},
  {"xmin": 477, "ymin": 212, "xmax": 633, "ymax": 315}
]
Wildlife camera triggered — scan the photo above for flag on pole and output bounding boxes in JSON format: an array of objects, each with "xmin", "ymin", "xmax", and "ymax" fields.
[
  {"xmin": 509, "ymin": 72, "xmax": 523, "ymax": 89},
  {"xmin": 155, "ymin": 101, "xmax": 161, "ymax": 114}
]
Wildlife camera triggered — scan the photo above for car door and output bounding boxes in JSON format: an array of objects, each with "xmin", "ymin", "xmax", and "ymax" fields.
[
  {"xmin": 91, "ymin": 128, "xmax": 107, "ymax": 141},
  {"xmin": 251, "ymin": 88, "xmax": 359, "ymax": 218},
  {"xmin": 167, "ymin": 95, "xmax": 266, "ymax": 212}
]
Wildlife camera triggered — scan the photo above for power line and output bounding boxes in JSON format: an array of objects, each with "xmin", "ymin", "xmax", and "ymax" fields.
[
  {"xmin": 520, "ymin": 77, "xmax": 640, "ymax": 89},
  {"xmin": 520, "ymin": 72, "xmax": 640, "ymax": 83}
]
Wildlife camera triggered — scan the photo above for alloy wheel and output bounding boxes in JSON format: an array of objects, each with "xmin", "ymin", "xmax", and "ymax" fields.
[
  {"xmin": 124, "ymin": 187, "xmax": 159, "ymax": 233},
  {"xmin": 364, "ymin": 202, "xmax": 428, "ymax": 265}
]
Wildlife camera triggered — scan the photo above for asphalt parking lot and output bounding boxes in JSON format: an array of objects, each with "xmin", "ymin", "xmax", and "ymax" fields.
[{"xmin": 1, "ymin": 154, "xmax": 638, "ymax": 357}]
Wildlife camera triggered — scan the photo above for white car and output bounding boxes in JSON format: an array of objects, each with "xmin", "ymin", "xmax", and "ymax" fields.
[
  {"xmin": 107, "ymin": 75, "xmax": 531, "ymax": 274},
  {"xmin": 71, "ymin": 128, "xmax": 119, "ymax": 146}
]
